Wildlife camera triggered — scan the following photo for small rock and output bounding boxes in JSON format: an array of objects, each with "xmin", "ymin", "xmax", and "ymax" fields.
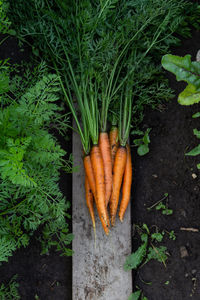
[
  {"xmin": 180, "ymin": 246, "xmax": 189, "ymax": 258},
  {"xmin": 192, "ymin": 269, "xmax": 197, "ymax": 275},
  {"xmin": 192, "ymin": 173, "xmax": 197, "ymax": 179},
  {"xmin": 196, "ymin": 50, "xmax": 200, "ymax": 62},
  {"xmin": 152, "ymin": 174, "xmax": 158, "ymax": 178},
  {"xmin": 185, "ymin": 273, "xmax": 189, "ymax": 278}
]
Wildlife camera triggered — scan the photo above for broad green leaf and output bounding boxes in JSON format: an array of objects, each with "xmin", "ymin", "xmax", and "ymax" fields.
[
  {"xmin": 124, "ymin": 234, "xmax": 148, "ymax": 271},
  {"xmin": 178, "ymin": 84, "xmax": 200, "ymax": 105},
  {"xmin": 137, "ymin": 144, "xmax": 149, "ymax": 156},
  {"xmin": 128, "ymin": 291, "xmax": 141, "ymax": 300},
  {"xmin": 193, "ymin": 129, "xmax": 200, "ymax": 139},
  {"xmin": 192, "ymin": 112, "xmax": 200, "ymax": 118},
  {"xmin": 197, "ymin": 163, "xmax": 200, "ymax": 169},
  {"xmin": 185, "ymin": 144, "xmax": 200, "ymax": 156},
  {"xmin": 161, "ymin": 54, "xmax": 200, "ymax": 88}
]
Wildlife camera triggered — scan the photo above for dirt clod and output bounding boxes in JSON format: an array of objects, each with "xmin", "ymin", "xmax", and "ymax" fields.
[{"xmin": 180, "ymin": 246, "xmax": 189, "ymax": 258}]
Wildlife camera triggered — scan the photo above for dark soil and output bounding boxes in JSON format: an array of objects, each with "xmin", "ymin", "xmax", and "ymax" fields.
[
  {"xmin": 1, "ymin": 25, "xmax": 200, "ymax": 300},
  {"xmin": 132, "ymin": 30, "xmax": 200, "ymax": 300}
]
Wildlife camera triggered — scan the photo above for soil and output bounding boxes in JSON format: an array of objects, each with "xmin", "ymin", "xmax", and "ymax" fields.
[
  {"xmin": 1, "ymin": 25, "xmax": 200, "ymax": 300},
  {"xmin": 132, "ymin": 30, "xmax": 200, "ymax": 300}
]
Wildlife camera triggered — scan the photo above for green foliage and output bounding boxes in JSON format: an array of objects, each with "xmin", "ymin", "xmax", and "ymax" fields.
[
  {"xmin": 146, "ymin": 246, "xmax": 168, "ymax": 265},
  {"xmin": 0, "ymin": 0, "xmax": 11, "ymax": 35},
  {"xmin": 128, "ymin": 291, "xmax": 141, "ymax": 300},
  {"xmin": 155, "ymin": 202, "xmax": 173, "ymax": 215},
  {"xmin": 128, "ymin": 290, "xmax": 148, "ymax": 300},
  {"xmin": 185, "ymin": 121, "xmax": 200, "ymax": 168},
  {"xmin": 151, "ymin": 233, "xmax": 163, "ymax": 242},
  {"xmin": 0, "ymin": 237, "xmax": 17, "ymax": 262},
  {"xmin": 0, "ymin": 68, "xmax": 72, "ymax": 263},
  {"xmin": 186, "ymin": 144, "xmax": 200, "ymax": 156},
  {"xmin": 124, "ymin": 233, "xmax": 148, "ymax": 271},
  {"xmin": 0, "ymin": 275, "xmax": 20, "ymax": 300},
  {"xmin": 124, "ymin": 224, "xmax": 170, "ymax": 272},
  {"xmin": 147, "ymin": 193, "xmax": 173, "ymax": 215},
  {"xmin": 132, "ymin": 128, "xmax": 151, "ymax": 156},
  {"xmin": 162, "ymin": 54, "xmax": 200, "ymax": 105},
  {"xmin": 169, "ymin": 230, "xmax": 176, "ymax": 241},
  {"xmin": 192, "ymin": 112, "xmax": 200, "ymax": 119},
  {"xmin": 163, "ymin": 54, "xmax": 200, "ymax": 168},
  {"xmin": 8, "ymin": 0, "xmax": 199, "ymax": 129}
]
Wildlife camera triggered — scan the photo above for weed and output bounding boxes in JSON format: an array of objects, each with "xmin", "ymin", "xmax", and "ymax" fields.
[
  {"xmin": 132, "ymin": 128, "xmax": 151, "ymax": 156},
  {"xmin": 148, "ymin": 193, "xmax": 173, "ymax": 215},
  {"xmin": 124, "ymin": 224, "xmax": 169, "ymax": 271}
]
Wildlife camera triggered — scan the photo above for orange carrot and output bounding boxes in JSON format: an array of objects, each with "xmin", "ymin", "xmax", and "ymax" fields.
[
  {"xmin": 85, "ymin": 174, "xmax": 96, "ymax": 231},
  {"xmin": 119, "ymin": 144, "xmax": 132, "ymax": 222},
  {"xmin": 99, "ymin": 132, "xmax": 112, "ymax": 206},
  {"xmin": 83, "ymin": 154, "xmax": 96, "ymax": 199},
  {"xmin": 91, "ymin": 145, "xmax": 110, "ymax": 235},
  {"xmin": 110, "ymin": 146, "xmax": 127, "ymax": 226},
  {"xmin": 109, "ymin": 126, "xmax": 119, "ymax": 167}
]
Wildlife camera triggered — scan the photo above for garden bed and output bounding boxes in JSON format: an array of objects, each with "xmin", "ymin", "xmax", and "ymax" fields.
[
  {"xmin": 1, "ymin": 2, "xmax": 200, "ymax": 300},
  {"xmin": 132, "ymin": 30, "xmax": 200, "ymax": 300}
]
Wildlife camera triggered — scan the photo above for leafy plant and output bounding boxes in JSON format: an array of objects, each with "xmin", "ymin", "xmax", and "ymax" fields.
[
  {"xmin": 168, "ymin": 230, "xmax": 176, "ymax": 240},
  {"xmin": 132, "ymin": 128, "xmax": 151, "ymax": 156},
  {"xmin": 124, "ymin": 233, "xmax": 148, "ymax": 271},
  {"xmin": 155, "ymin": 202, "xmax": 173, "ymax": 216},
  {"xmin": 0, "ymin": 275, "xmax": 20, "ymax": 300},
  {"xmin": 162, "ymin": 54, "xmax": 200, "ymax": 105},
  {"xmin": 0, "ymin": 67, "xmax": 72, "ymax": 263},
  {"xmin": 124, "ymin": 224, "xmax": 169, "ymax": 271},
  {"xmin": 147, "ymin": 193, "xmax": 173, "ymax": 215}
]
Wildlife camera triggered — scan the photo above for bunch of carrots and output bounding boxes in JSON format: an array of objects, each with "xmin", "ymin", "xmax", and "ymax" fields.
[
  {"xmin": 82, "ymin": 84, "xmax": 133, "ymax": 235},
  {"xmin": 58, "ymin": 57, "xmax": 133, "ymax": 236},
  {"xmin": 84, "ymin": 127, "xmax": 132, "ymax": 235},
  {"xmin": 52, "ymin": 1, "xmax": 134, "ymax": 235}
]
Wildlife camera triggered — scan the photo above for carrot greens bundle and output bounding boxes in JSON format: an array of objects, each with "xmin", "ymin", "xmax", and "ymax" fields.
[{"xmin": 9, "ymin": 0, "xmax": 197, "ymax": 235}]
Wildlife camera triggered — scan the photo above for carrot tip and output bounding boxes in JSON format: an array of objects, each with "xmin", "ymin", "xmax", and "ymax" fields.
[{"xmin": 111, "ymin": 217, "xmax": 115, "ymax": 227}]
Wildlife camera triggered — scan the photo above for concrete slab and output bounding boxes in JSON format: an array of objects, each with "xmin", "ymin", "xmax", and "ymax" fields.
[{"xmin": 72, "ymin": 130, "xmax": 132, "ymax": 300}]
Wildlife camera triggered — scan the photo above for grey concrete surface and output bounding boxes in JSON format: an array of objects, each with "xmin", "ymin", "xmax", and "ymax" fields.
[{"xmin": 72, "ymin": 130, "xmax": 132, "ymax": 300}]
